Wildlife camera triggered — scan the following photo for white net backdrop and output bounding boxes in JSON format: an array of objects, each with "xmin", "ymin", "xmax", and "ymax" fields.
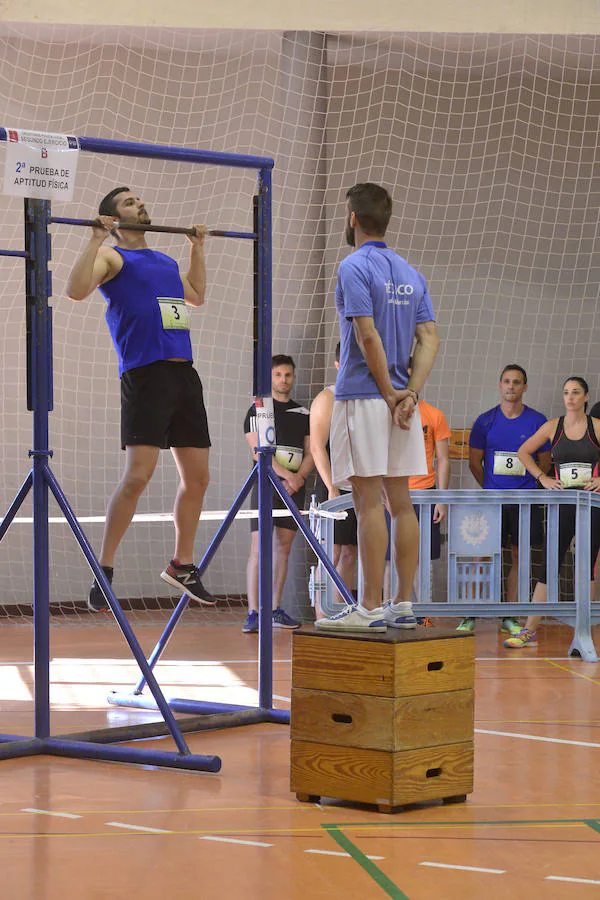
[{"xmin": 1, "ymin": 27, "xmax": 599, "ymax": 619}]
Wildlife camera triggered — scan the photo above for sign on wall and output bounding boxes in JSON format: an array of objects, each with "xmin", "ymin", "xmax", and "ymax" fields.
[{"xmin": 2, "ymin": 128, "xmax": 79, "ymax": 201}]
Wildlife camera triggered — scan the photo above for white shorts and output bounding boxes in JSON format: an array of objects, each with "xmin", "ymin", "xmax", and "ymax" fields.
[{"xmin": 330, "ymin": 398, "xmax": 427, "ymax": 490}]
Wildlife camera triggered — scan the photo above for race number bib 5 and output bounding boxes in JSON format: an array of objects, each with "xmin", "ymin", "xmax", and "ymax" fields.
[
  {"xmin": 559, "ymin": 462, "xmax": 592, "ymax": 488},
  {"xmin": 158, "ymin": 298, "xmax": 191, "ymax": 331},
  {"xmin": 275, "ymin": 445, "xmax": 303, "ymax": 473},
  {"xmin": 493, "ymin": 451, "xmax": 525, "ymax": 477}
]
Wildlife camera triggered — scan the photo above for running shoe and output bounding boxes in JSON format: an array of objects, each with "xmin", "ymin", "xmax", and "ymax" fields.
[
  {"xmin": 160, "ymin": 559, "xmax": 218, "ymax": 606},
  {"xmin": 500, "ymin": 617, "xmax": 522, "ymax": 635},
  {"xmin": 503, "ymin": 628, "xmax": 537, "ymax": 649},
  {"xmin": 242, "ymin": 610, "xmax": 258, "ymax": 633},
  {"xmin": 315, "ymin": 605, "xmax": 387, "ymax": 633},
  {"xmin": 272, "ymin": 607, "xmax": 301, "ymax": 629},
  {"xmin": 382, "ymin": 600, "xmax": 418, "ymax": 629},
  {"xmin": 87, "ymin": 565, "xmax": 113, "ymax": 612},
  {"xmin": 456, "ymin": 617, "xmax": 475, "ymax": 632}
]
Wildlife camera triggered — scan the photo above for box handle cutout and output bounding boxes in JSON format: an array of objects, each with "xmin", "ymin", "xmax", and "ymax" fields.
[
  {"xmin": 427, "ymin": 660, "xmax": 443, "ymax": 671},
  {"xmin": 426, "ymin": 767, "xmax": 442, "ymax": 778},
  {"xmin": 332, "ymin": 713, "xmax": 353, "ymax": 724}
]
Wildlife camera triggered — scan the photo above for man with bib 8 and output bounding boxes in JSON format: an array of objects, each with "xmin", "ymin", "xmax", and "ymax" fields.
[
  {"xmin": 466, "ymin": 364, "xmax": 551, "ymax": 634},
  {"xmin": 67, "ymin": 187, "xmax": 215, "ymax": 611}
]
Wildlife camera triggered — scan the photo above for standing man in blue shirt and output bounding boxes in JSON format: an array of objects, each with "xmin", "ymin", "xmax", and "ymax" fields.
[
  {"xmin": 464, "ymin": 364, "xmax": 551, "ymax": 633},
  {"xmin": 67, "ymin": 187, "xmax": 216, "ymax": 611},
  {"xmin": 316, "ymin": 183, "xmax": 439, "ymax": 632}
]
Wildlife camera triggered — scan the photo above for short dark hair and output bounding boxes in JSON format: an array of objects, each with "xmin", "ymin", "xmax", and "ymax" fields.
[
  {"xmin": 500, "ymin": 364, "xmax": 527, "ymax": 385},
  {"xmin": 272, "ymin": 354, "xmax": 295, "ymax": 371},
  {"xmin": 335, "ymin": 342, "xmax": 340, "ymax": 363},
  {"xmin": 99, "ymin": 187, "xmax": 130, "ymax": 217},
  {"xmin": 346, "ymin": 183, "xmax": 392, "ymax": 236}
]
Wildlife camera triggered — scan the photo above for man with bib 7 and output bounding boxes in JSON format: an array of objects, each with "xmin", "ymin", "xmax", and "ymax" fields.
[
  {"xmin": 67, "ymin": 187, "xmax": 215, "ymax": 611},
  {"xmin": 466, "ymin": 364, "xmax": 551, "ymax": 634}
]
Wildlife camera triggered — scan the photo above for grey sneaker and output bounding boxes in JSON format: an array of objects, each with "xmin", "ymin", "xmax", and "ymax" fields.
[
  {"xmin": 315, "ymin": 605, "xmax": 387, "ymax": 633},
  {"xmin": 87, "ymin": 565, "xmax": 113, "ymax": 612},
  {"xmin": 382, "ymin": 600, "xmax": 418, "ymax": 629}
]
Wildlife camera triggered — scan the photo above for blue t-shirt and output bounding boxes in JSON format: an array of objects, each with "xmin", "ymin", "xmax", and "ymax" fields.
[
  {"xmin": 334, "ymin": 242, "xmax": 435, "ymax": 400},
  {"xmin": 98, "ymin": 247, "xmax": 193, "ymax": 376},
  {"xmin": 469, "ymin": 405, "xmax": 550, "ymax": 489}
]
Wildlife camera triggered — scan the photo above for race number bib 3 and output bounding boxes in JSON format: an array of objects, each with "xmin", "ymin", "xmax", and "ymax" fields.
[
  {"xmin": 559, "ymin": 462, "xmax": 592, "ymax": 487},
  {"xmin": 493, "ymin": 451, "xmax": 525, "ymax": 477},
  {"xmin": 275, "ymin": 445, "xmax": 303, "ymax": 473},
  {"xmin": 158, "ymin": 298, "xmax": 191, "ymax": 331}
]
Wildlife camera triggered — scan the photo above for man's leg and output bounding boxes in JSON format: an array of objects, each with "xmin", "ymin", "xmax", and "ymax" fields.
[
  {"xmin": 99, "ymin": 445, "xmax": 160, "ymax": 567},
  {"xmin": 351, "ymin": 475, "xmax": 387, "ymax": 610},
  {"xmin": 272, "ymin": 525, "xmax": 296, "ymax": 609},
  {"xmin": 170, "ymin": 446, "xmax": 210, "ymax": 564},
  {"xmin": 335, "ymin": 543, "xmax": 358, "ymax": 603},
  {"xmin": 382, "ymin": 476, "xmax": 419, "ymax": 605}
]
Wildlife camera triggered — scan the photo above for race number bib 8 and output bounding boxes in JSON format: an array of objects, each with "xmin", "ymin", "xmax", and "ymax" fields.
[
  {"xmin": 158, "ymin": 298, "xmax": 191, "ymax": 331},
  {"xmin": 493, "ymin": 451, "xmax": 525, "ymax": 477},
  {"xmin": 275, "ymin": 445, "xmax": 303, "ymax": 473},
  {"xmin": 559, "ymin": 462, "xmax": 592, "ymax": 487}
]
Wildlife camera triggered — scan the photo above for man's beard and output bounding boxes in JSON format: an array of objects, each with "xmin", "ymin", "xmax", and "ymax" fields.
[{"xmin": 345, "ymin": 222, "xmax": 355, "ymax": 247}]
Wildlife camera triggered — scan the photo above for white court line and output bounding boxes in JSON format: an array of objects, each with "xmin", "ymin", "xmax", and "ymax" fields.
[
  {"xmin": 273, "ymin": 695, "xmax": 290, "ymax": 703},
  {"xmin": 22, "ymin": 808, "xmax": 82, "ymax": 819},
  {"xmin": 475, "ymin": 728, "xmax": 600, "ymax": 748},
  {"xmin": 105, "ymin": 821, "xmax": 171, "ymax": 834},
  {"xmin": 546, "ymin": 876, "xmax": 600, "ymax": 885},
  {"xmin": 420, "ymin": 862, "xmax": 505, "ymax": 875},
  {"xmin": 305, "ymin": 849, "xmax": 384, "ymax": 860},
  {"xmin": 475, "ymin": 657, "xmax": 574, "ymax": 662},
  {"xmin": 199, "ymin": 836, "xmax": 273, "ymax": 847}
]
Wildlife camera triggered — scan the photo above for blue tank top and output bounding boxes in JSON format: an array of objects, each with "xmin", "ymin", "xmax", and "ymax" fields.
[{"xmin": 98, "ymin": 247, "xmax": 194, "ymax": 376}]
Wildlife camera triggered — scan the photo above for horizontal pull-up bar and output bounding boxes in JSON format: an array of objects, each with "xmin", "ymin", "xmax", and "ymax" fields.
[
  {"xmin": 0, "ymin": 249, "xmax": 28, "ymax": 258},
  {"xmin": 50, "ymin": 217, "xmax": 256, "ymax": 240}
]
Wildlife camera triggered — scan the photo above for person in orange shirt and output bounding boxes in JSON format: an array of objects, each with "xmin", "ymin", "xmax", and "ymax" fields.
[{"xmin": 408, "ymin": 360, "xmax": 451, "ymax": 603}]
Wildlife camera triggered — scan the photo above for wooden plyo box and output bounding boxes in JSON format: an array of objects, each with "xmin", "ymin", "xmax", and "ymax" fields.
[{"xmin": 290, "ymin": 627, "xmax": 474, "ymax": 813}]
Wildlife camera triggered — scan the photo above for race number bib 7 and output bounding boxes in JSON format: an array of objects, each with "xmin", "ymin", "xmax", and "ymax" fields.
[
  {"xmin": 493, "ymin": 451, "xmax": 525, "ymax": 476},
  {"xmin": 275, "ymin": 445, "xmax": 303, "ymax": 473},
  {"xmin": 158, "ymin": 298, "xmax": 191, "ymax": 331},
  {"xmin": 559, "ymin": 462, "xmax": 592, "ymax": 487}
]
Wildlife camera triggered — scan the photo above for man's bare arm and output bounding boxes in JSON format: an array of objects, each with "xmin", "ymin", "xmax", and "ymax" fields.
[
  {"xmin": 310, "ymin": 389, "xmax": 337, "ymax": 498},
  {"xmin": 181, "ymin": 225, "xmax": 207, "ymax": 307},
  {"xmin": 468, "ymin": 447, "xmax": 485, "ymax": 487},
  {"xmin": 66, "ymin": 217, "xmax": 119, "ymax": 301},
  {"xmin": 406, "ymin": 320, "xmax": 439, "ymax": 395}
]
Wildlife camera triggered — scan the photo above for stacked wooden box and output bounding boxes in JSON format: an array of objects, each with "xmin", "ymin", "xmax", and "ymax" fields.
[{"xmin": 290, "ymin": 627, "xmax": 474, "ymax": 813}]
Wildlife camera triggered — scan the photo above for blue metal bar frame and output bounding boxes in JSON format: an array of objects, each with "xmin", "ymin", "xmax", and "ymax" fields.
[
  {"xmin": 0, "ymin": 130, "xmax": 297, "ymax": 769},
  {"xmin": 313, "ymin": 489, "xmax": 600, "ymax": 662}
]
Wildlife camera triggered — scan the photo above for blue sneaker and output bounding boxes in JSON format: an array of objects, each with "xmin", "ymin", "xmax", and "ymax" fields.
[
  {"xmin": 315, "ymin": 605, "xmax": 387, "ymax": 633},
  {"xmin": 242, "ymin": 610, "xmax": 258, "ymax": 633},
  {"xmin": 383, "ymin": 600, "xmax": 418, "ymax": 629},
  {"xmin": 272, "ymin": 607, "xmax": 301, "ymax": 629}
]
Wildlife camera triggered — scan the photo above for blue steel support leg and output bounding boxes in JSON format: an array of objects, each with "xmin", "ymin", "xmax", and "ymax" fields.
[
  {"xmin": 257, "ymin": 450, "xmax": 274, "ymax": 710},
  {"xmin": 44, "ymin": 467, "xmax": 196, "ymax": 755},
  {"xmin": 0, "ymin": 472, "xmax": 33, "ymax": 543},
  {"xmin": 570, "ymin": 494, "xmax": 598, "ymax": 662},
  {"xmin": 268, "ymin": 468, "xmax": 355, "ymax": 605},
  {"xmin": 131, "ymin": 466, "xmax": 258, "ymax": 695}
]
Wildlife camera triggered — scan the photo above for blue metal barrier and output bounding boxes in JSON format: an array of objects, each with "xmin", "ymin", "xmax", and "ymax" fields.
[{"xmin": 310, "ymin": 489, "xmax": 600, "ymax": 662}]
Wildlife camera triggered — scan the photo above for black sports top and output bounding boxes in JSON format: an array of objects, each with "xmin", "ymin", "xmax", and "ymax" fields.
[{"xmin": 551, "ymin": 415, "xmax": 600, "ymax": 489}]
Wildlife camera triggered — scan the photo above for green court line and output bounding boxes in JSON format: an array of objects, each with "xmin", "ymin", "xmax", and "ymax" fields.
[
  {"xmin": 584, "ymin": 820, "xmax": 600, "ymax": 835},
  {"xmin": 323, "ymin": 824, "xmax": 410, "ymax": 900}
]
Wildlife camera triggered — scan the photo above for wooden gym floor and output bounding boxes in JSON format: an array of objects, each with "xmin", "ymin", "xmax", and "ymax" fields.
[{"xmin": 0, "ymin": 616, "xmax": 599, "ymax": 900}]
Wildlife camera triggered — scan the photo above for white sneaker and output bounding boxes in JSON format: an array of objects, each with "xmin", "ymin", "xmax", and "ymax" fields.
[
  {"xmin": 315, "ymin": 604, "xmax": 387, "ymax": 633},
  {"xmin": 382, "ymin": 600, "xmax": 418, "ymax": 629}
]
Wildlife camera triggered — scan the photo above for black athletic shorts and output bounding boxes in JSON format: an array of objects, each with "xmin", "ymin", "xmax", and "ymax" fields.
[
  {"xmin": 314, "ymin": 482, "xmax": 358, "ymax": 546},
  {"xmin": 501, "ymin": 503, "xmax": 544, "ymax": 548},
  {"xmin": 414, "ymin": 492, "xmax": 442, "ymax": 560},
  {"xmin": 120, "ymin": 360, "xmax": 211, "ymax": 450},
  {"xmin": 249, "ymin": 483, "xmax": 305, "ymax": 533}
]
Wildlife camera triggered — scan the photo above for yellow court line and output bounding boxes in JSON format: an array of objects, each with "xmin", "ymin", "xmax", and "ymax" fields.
[
  {"xmin": 544, "ymin": 658, "xmax": 600, "ymax": 686},
  {"xmin": 2, "ymin": 804, "xmax": 309, "ymax": 818},
  {"xmin": 0, "ymin": 822, "xmax": 589, "ymax": 840},
  {"xmin": 476, "ymin": 720, "xmax": 600, "ymax": 724}
]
